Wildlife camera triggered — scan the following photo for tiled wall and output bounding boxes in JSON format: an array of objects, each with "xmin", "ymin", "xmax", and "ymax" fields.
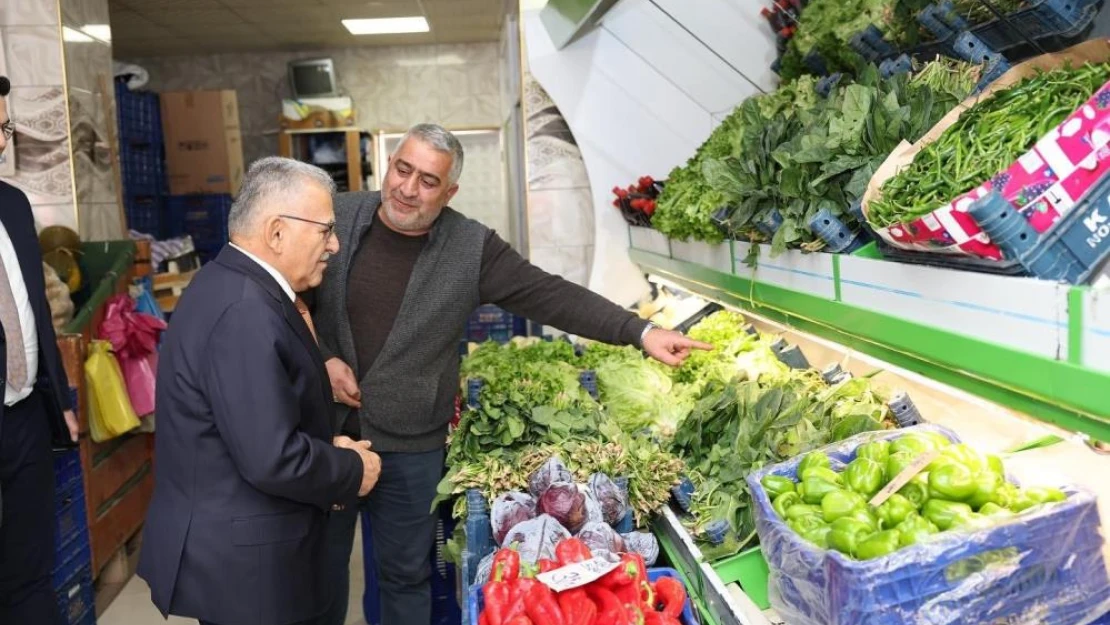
[
  {"xmin": 523, "ymin": 73, "xmax": 594, "ymax": 287},
  {"xmin": 61, "ymin": 0, "xmax": 124, "ymax": 241},
  {"xmin": 0, "ymin": 0, "xmax": 77, "ymax": 232},
  {"xmin": 127, "ymin": 43, "xmax": 502, "ymax": 167}
]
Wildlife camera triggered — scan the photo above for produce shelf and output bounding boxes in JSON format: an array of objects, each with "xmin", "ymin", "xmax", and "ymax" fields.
[{"xmin": 627, "ymin": 228, "xmax": 1110, "ymax": 443}]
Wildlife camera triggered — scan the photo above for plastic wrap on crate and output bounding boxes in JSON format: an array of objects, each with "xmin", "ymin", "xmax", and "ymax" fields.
[
  {"xmin": 863, "ymin": 53, "xmax": 1110, "ymax": 261},
  {"xmin": 745, "ymin": 425, "xmax": 1110, "ymax": 625}
]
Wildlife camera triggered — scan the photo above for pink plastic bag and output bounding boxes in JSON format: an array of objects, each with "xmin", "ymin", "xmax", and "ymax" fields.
[{"xmin": 98, "ymin": 294, "xmax": 167, "ymax": 417}]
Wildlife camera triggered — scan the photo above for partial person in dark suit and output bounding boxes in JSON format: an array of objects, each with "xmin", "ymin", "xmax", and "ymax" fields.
[
  {"xmin": 0, "ymin": 74, "xmax": 81, "ymax": 625},
  {"xmin": 137, "ymin": 157, "xmax": 382, "ymax": 625}
]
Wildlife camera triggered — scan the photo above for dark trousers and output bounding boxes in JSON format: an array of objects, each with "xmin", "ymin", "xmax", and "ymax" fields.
[
  {"xmin": 0, "ymin": 392, "xmax": 61, "ymax": 625},
  {"xmin": 321, "ymin": 448, "xmax": 444, "ymax": 625}
]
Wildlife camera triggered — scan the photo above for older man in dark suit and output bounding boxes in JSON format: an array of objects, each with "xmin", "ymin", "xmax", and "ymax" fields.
[
  {"xmin": 0, "ymin": 74, "xmax": 81, "ymax": 625},
  {"xmin": 137, "ymin": 156, "xmax": 381, "ymax": 625}
]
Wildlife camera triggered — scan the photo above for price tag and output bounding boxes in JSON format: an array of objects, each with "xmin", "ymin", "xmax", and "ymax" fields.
[
  {"xmin": 536, "ymin": 555, "xmax": 621, "ymax": 593},
  {"xmin": 869, "ymin": 449, "xmax": 940, "ymax": 508}
]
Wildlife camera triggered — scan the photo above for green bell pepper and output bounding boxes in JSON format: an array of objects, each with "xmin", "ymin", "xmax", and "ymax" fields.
[
  {"xmin": 939, "ymin": 444, "xmax": 986, "ymax": 474},
  {"xmin": 798, "ymin": 452, "xmax": 831, "ymax": 476},
  {"xmin": 855, "ymin": 530, "xmax": 902, "ymax": 560},
  {"xmin": 844, "ymin": 458, "xmax": 884, "ymax": 498},
  {"xmin": 886, "ymin": 451, "xmax": 917, "ymax": 481},
  {"xmin": 929, "ymin": 463, "xmax": 977, "ymax": 501},
  {"xmin": 799, "ymin": 525, "xmax": 831, "ymax": 549},
  {"xmin": 948, "ymin": 512, "xmax": 995, "ymax": 531},
  {"xmin": 923, "ymin": 432, "xmax": 954, "ymax": 449},
  {"xmin": 994, "ymin": 482, "xmax": 1019, "ymax": 509},
  {"xmin": 1024, "ymin": 486, "xmax": 1066, "ymax": 504},
  {"xmin": 800, "ymin": 466, "xmax": 843, "ymax": 485},
  {"xmin": 856, "ymin": 441, "xmax": 891, "ymax": 465},
  {"xmin": 801, "ymin": 477, "xmax": 841, "ymax": 505},
  {"xmin": 891, "ymin": 433, "xmax": 942, "ymax": 456},
  {"xmin": 923, "ymin": 499, "xmax": 973, "ymax": 531},
  {"xmin": 896, "ymin": 513, "xmax": 939, "ymax": 547},
  {"xmin": 761, "ymin": 475, "xmax": 796, "ymax": 500},
  {"xmin": 986, "ymin": 453, "xmax": 1005, "ymax": 479},
  {"xmin": 979, "ymin": 502, "xmax": 1012, "ymax": 518},
  {"xmin": 785, "ymin": 503, "xmax": 822, "ymax": 521},
  {"xmin": 846, "ymin": 506, "xmax": 879, "ymax": 532},
  {"xmin": 876, "ymin": 494, "xmax": 915, "ymax": 529},
  {"xmin": 787, "ymin": 514, "xmax": 827, "ymax": 535},
  {"xmin": 821, "ymin": 489, "xmax": 867, "ymax": 523},
  {"xmin": 898, "ymin": 474, "xmax": 930, "ymax": 510},
  {"xmin": 1009, "ymin": 489, "xmax": 1038, "ymax": 512},
  {"xmin": 772, "ymin": 492, "xmax": 802, "ymax": 520},
  {"xmin": 966, "ymin": 471, "xmax": 1003, "ymax": 510},
  {"xmin": 827, "ymin": 517, "xmax": 873, "ymax": 556}
]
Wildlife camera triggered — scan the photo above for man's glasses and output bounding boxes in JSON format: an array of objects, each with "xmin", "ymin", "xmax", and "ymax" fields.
[
  {"xmin": 1, "ymin": 121, "xmax": 14, "ymax": 140},
  {"xmin": 279, "ymin": 214, "xmax": 335, "ymax": 239}
]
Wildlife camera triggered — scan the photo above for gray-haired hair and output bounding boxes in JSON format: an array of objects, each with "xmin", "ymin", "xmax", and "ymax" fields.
[
  {"xmin": 392, "ymin": 123, "xmax": 465, "ymax": 184},
  {"xmin": 228, "ymin": 156, "xmax": 336, "ymax": 236}
]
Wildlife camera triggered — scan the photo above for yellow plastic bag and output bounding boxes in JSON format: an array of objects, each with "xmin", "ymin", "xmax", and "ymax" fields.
[{"xmin": 85, "ymin": 340, "xmax": 141, "ymax": 442}]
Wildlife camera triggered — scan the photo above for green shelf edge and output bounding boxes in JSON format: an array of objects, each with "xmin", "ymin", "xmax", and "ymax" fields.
[{"xmin": 629, "ymin": 248, "xmax": 1110, "ymax": 443}]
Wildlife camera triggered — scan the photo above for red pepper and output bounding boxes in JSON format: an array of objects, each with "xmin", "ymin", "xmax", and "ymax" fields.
[
  {"xmin": 524, "ymin": 581, "xmax": 566, "ymax": 625},
  {"xmin": 555, "ymin": 538, "xmax": 592, "ymax": 566},
  {"xmin": 480, "ymin": 611, "xmax": 491, "ymax": 625},
  {"xmin": 537, "ymin": 559, "xmax": 560, "ymax": 574},
  {"xmin": 653, "ymin": 577, "xmax": 687, "ymax": 618},
  {"xmin": 505, "ymin": 616, "xmax": 533, "ymax": 625},
  {"xmin": 599, "ymin": 554, "xmax": 639, "ymax": 589},
  {"xmin": 557, "ymin": 588, "xmax": 596, "ymax": 625},
  {"xmin": 483, "ymin": 580, "xmax": 514, "ymax": 625},
  {"xmin": 643, "ymin": 613, "xmax": 681, "ymax": 625},
  {"xmin": 493, "ymin": 549, "xmax": 521, "ymax": 582},
  {"xmin": 506, "ymin": 579, "xmax": 538, "ymax": 620},
  {"xmin": 586, "ymin": 586, "xmax": 630, "ymax": 625}
]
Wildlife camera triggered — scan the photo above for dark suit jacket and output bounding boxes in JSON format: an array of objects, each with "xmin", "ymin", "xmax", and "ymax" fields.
[
  {"xmin": 137, "ymin": 245, "xmax": 363, "ymax": 625},
  {"xmin": 0, "ymin": 182, "xmax": 72, "ymax": 446}
]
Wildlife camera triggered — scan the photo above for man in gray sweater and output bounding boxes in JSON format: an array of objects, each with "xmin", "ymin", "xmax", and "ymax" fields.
[{"xmin": 310, "ymin": 123, "xmax": 708, "ymax": 625}]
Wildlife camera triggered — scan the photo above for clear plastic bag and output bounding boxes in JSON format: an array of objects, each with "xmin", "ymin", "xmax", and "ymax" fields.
[
  {"xmin": 621, "ymin": 531, "xmax": 660, "ymax": 566},
  {"xmin": 491, "ymin": 491, "xmax": 536, "ymax": 547},
  {"xmin": 576, "ymin": 522, "xmax": 625, "ymax": 554},
  {"xmin": 746, "ymin": 424, "xmax": 1110, "ymax": 625},
  {"xmin": 500, "ymin": 514, "xmax": 571, "ymax": 565},
  {"xmin": 528, "ymin": 457, "xmax": 573, "ymax": 498},
  {"xmin": 588, "ymin": 473, "xmax": 629, "ymax": 525}
]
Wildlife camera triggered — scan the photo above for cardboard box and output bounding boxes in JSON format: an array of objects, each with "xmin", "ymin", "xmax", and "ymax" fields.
[{"xmin": 161, "ymin": 90, "xmax": 244, "ymax": 195}]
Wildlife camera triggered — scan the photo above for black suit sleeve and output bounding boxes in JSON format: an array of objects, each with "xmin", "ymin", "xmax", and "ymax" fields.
[{"xmin": 202, "ymin": 300, "xmax": 363, "ymax": 509}]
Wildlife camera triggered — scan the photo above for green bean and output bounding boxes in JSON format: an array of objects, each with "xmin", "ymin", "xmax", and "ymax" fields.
[{"xmin": 869, "ymin": 62, "xmax": 1110, "ymax": 227}]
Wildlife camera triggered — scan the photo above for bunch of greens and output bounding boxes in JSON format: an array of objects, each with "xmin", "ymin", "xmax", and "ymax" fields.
[
  {"xmin": 705, "ymin": 61, "xmax": 977, "ymax": 255},
  {"xmin": 869, "ymin": 62, "xmax": 1110, "ymax": 227},
  {"xmin": 673, "ymin": 310, "xmax": 761, "ymax": 386},
  {"xmin": 671, "ymin": 371, "xmax": 892, "ymax": 559},
  {"xmin": 651, "ymin": 77, "xmax": 820, "ymax": 243},
  {"xmin": 449, "ymin": 342, "xmax": 599, "ymax": 468}
]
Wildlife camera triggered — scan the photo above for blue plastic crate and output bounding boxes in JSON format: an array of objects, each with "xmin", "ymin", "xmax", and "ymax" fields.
[
  {"xmin": 54, "ymin": 490, "xmax": 88, "ymax": 549},
  {"xmin": 52, "ymin": 536, "xmax": 91, "ymax": 591},
  {"xmin": 124, "ymin": 194, "xmax": 164, "ymax": 238},
  {"xmin": 120, "ymin": 143, "xmax": 166, "ymax": 196},
  {"xmin": 55, "ymin": 565, "xmax": 94, "ymax": 625},
  {"xmin": 115, "ymin": 79, "xmax": 163, "ymax": 146},
  {"xmin": 166, "ymin": 194, "xmax": 233, "ymax": 258},
  {"xmin": 746, "ymin": 425, "xmax": 1110, "ymax": 625},
  {"xmin": 466, "ymin": 305, "xmax": 528, "ymax": 344},
  {"xmin": 468, "ymin": 567, "xmax": 698, "ymax": 625},
  {"xmin": 974, "ymin": 0, "xmax": 1096, "ymax": 51},
  {"xmin": 53, "ymin": 449, "xmax": 82, "ymax": 507}
]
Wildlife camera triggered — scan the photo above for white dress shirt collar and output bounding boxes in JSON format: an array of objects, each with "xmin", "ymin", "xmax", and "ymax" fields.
[{"xmin": 229, "ymin": 243, "xmax": 296, "ymax": 302}]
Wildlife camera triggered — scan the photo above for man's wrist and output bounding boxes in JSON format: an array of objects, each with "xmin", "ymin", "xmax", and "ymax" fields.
[{"xmin": 639, "ymin": 322, "xmax": 657, "ymax": 348}]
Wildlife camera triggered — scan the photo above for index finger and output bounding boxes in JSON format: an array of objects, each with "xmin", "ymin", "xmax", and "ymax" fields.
[{"xmin": 680, "ymin": 338, "xmax": 713, "ymax": 351}]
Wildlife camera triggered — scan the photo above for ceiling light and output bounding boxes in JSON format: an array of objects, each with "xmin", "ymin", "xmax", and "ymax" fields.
[
  {"xmin": 62, "ymin": 26, "xmax": 94, "ymax": 42},
  {"xmin": 81, "ymin": 24, "xmax": 112, "ymax": 42},
  {"xmin": 342, "ymin": 16, "xmax": 429, "ymax": 35}
]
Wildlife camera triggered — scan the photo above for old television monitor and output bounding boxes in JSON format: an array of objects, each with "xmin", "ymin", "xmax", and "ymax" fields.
[{"xmin": 288, "ymin": 58, "xmax": 339, "ymax": 99}]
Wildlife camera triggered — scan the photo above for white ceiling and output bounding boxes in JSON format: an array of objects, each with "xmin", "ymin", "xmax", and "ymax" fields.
[{"xmin": 109, "ymin": 0, "xmax": 505, "ymax": 57}]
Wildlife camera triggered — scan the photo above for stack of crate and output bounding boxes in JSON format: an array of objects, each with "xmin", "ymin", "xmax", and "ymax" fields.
[
  {"xmin": 115, "ymin": 78, "xmax": 167, "ymax": 238},
  {"xmin": 52, "ymin": 448, "xmax": 95, "ymax": 625}
]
